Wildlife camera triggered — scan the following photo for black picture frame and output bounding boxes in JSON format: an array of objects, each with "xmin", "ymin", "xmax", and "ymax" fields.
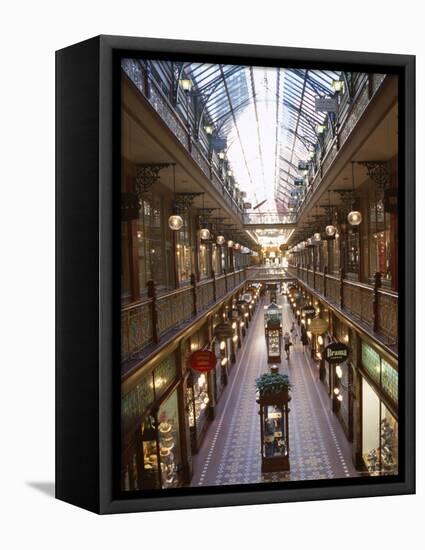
[{"xmin": 56, "ymin": 35, "xmax": 415, "ymax": 514}]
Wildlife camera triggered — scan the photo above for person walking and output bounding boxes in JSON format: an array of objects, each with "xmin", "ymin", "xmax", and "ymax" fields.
[
  {"xmin": 283, "ymin": 331, "xmax": 292, "ymax": 360},
  {"xmin": 290, "ymin": 321, "xmax": 297, "ymax": 345},
  {"xmin": 300, "ymin": 324, "xmax": 309, "ymax": 352}
]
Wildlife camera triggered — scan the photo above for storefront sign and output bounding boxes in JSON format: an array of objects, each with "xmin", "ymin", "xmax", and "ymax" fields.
[
  {"xmin": 325, "ymin": 342, "xmax": 349, "ymax": 364},
  {"xmin": 189, "ymin": 350, "xmax": 217, "ymax": 373}
]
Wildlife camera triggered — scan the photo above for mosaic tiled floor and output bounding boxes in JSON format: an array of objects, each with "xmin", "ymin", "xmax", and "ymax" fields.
[{"xmin": 190, "ymin": 295, "xmax": 360, "ymax": 486}]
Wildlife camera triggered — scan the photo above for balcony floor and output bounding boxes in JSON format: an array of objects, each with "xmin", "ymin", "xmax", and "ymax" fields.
[{"xmin": 190, "ymin": 294, "xmax": 361, "ymax": 486}]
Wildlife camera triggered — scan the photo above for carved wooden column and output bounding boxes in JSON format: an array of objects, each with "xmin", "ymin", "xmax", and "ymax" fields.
[{"xmin": 147, "ymin": 280, "xmax": 159, "ymax": 343}]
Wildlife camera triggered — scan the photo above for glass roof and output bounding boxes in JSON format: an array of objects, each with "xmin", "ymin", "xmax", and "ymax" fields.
[{"xmin": 187, "ymin": 63, "xmax": 341, "ymax": 214}]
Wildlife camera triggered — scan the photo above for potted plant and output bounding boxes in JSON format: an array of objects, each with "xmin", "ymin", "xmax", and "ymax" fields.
[{"xmin": 256, "ymin": 372, "xmax": 291, "ymax": 402}]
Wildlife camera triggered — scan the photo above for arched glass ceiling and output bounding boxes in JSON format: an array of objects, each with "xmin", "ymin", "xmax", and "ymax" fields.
[{"xmin": 187, "ymin": 63, "xmax": 341, "ymax": 213}]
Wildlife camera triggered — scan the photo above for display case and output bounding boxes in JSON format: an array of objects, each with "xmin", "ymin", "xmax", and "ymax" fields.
[
  {"xmin": 265, "ymin": 320, "xmax": 282, "ymax": 363},
  {"xmin": 186, "ymin": 371, "xmax": 211, "ymax": 452},
  {"xmin": 258, "ymin": 387, "xmax": 290, "ymax": 472},
  {"xmin": 264, "ymin": 302, "xmax": 283, "ymax": 329}
]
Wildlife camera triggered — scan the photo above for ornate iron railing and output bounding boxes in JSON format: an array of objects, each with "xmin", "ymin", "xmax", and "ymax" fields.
[
  {"xmin": 121, "ymin": 269, "xmax": 247, "ymax": 363},
  {"xmin": 287, "ymin": 265, "xmax": 398, "ymax": 349}
]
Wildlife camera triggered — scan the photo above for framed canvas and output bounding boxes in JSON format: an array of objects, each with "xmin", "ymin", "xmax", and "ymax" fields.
[{"xmin": 56, "ymin": 35, "xmax": 415, "ymax": 514}]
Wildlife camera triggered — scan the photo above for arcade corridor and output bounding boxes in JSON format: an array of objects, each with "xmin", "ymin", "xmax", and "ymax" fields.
[{"xmin": 190, "ymin": 293, "xmax": 359, "ymax": 486}]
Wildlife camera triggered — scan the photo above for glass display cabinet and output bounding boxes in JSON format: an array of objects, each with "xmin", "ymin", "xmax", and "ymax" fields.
[
  {"xmin": 265, "ymin": 320, "xmax": 282, "ymax": 363},
  {"xmin": 125, "ymin": 390, "xmax": 184, "ymax": 491},
  {"xmin": 264, "ymin": 302, "xmax": 283, "ymax": 329},
  {"xmin": 258, "ymin": 385, "xmax": 291, "ymax": 472}
]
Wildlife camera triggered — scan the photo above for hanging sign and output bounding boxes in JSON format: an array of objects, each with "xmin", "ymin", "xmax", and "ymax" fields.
[
  {"xmin": 309, "ymin": 317, "xmax": 329, "ymax": 336},
  {"xmin": 301, "ymin": 305, "xmax": 316, "ymax": 318},
  {"xmin": 214, "ymin": 321, "xmax": 233, "ymax": 339},
  {"xmin": 383, "ymin": 188, "xmax": 397, "ymax": 213},
  {"xmin": 228, "ymin": 307, "xmax": 242, "ymax": 320},
  {"xmin": 121, "ymin": 192, "xmax": 140, "ymax": 221},
  {"xmin": 211, "ymin": 137, "xmax": 227, "ymax": 151},
  {"xmin": 298, "ymin": 161, "xmax": 310, "ymax": 171},
  {"xmin": 242, "ymin": 293, "xmax": 253, "ymax": 303},
  {"xmin": 315, "ymin": 96, "xmax": 338, "ymax": 112},
  {"xmin": 324, "ymin": 342, "xmax": 349, "ymax": 364},
  {"xmin": 189, "ymin": 350, "xmax": 217, "ymax": 373}
]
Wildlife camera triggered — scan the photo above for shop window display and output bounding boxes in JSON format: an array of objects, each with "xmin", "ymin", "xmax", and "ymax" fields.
[
  {"xmin": 157, "ymin": 391, "xmax": 183, "ymax": 488},
  {"xmin": 186, "ymin": 372, "xmax": 210, "ymax": 438},
  {"xmin": 362, "ymin": 378, "xmax": 398, "ymax": 475}
]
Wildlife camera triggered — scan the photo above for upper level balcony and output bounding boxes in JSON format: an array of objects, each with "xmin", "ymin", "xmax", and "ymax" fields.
[{"xmin": 122, "ymin": 59, "xmax": 245, "ymax": 223}]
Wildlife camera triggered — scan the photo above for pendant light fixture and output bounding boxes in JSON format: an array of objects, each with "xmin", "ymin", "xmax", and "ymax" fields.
[
  {"xmin": 325, "ymin": 189, "xmax": 337, "ymax": 237},
  {"xmin": 347, "ymin": 162, "xmax": 362, "ymax": 226},
  {"xmin": 168, "ymin": 164, "xmax": 184, "ymax": 231},
  {"xmin": 216, "ymin": 235, "xmax": 225, "ymax": 245}
]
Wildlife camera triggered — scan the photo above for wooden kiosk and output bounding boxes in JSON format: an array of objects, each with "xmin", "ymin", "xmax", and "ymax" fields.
[{"xmin": 258, "ymin": 385, "xmax": 291, "ymax": 472}]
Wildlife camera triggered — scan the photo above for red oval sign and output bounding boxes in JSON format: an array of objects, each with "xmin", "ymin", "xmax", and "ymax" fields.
[{"xmin": 189, "ymin": 350, "xmax": 217, "ymax": 373}]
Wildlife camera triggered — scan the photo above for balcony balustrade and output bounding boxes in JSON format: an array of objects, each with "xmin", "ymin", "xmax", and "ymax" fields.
[
  {"xmin": 287, "ymin": 265, "xmax": 398, "ymax": 351},
  {"xmin": 121, "ymin": 268, "xmax": 247, "ymax": 363}
]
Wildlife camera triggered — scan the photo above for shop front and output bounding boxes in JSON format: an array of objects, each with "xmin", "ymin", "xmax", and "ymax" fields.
[
  {"xmin": 183, "ymin": 324, "xmax": 214, "ymax": 454},
  {"xmin": 330, "ymin": 317, "xmax": 355, "ymax": 441},
  {"xmin": 121, "ymin": 352, "xmax": 187, "ymax": 491},
  {"xmin": 360, "ymin": 342, "xmax": 398, "ymax": 475}
]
